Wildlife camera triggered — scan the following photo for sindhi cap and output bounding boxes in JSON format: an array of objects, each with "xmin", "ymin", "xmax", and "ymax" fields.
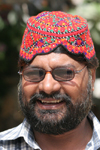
[{"xmin": 20, "ymin": 11, "xmax": 96, "ymax": 62}]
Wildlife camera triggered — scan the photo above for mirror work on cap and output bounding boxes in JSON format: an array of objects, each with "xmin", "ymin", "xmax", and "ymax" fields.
[{"xmin": 20, "ymin": 11, "xmax": 95, "ymax": 62}]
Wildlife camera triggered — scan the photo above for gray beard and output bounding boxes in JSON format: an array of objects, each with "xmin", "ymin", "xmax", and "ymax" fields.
[{"xmin": 18, "ymin": 77, "xmax": 93, "ymax": 135}]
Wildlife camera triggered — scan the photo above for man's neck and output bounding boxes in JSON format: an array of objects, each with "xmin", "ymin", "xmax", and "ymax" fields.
[{"xmin": 33, "ymin": 117, "xmax": 93, "ymax": 150}]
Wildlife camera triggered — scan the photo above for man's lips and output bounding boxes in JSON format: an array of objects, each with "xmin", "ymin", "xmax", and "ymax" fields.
[{"xmin": 36, "ymin": 98, "xmax": 65, "ymax": 110}]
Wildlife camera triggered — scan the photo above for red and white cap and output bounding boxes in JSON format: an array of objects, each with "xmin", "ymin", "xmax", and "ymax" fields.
[{"xmin": 19, "ymin": 11, "xmax": 96, "ymax": 62}]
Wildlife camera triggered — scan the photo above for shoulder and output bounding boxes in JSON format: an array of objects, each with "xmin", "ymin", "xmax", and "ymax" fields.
[
  {"xmin": 0, "ymin": 119, "xmax": 32, "ymax": 142},
  {"xmin": 88, "ymin": 111, "xmax": 100, "ymax": 129},
  {"xmin": 87, "ymin": 112, "xmax": 100, "ymax": 148},
  {"xmin": 0, "ymin": 120, "xmax": 39, "ymax": 149},
  {"xmin": 0, "ymin": 123, "xmax": 22, "ymax": 141}
]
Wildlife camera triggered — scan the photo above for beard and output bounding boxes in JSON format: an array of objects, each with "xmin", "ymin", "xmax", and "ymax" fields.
[{"xmin": 18, "ymin": 76, "xmax": 93, "ymax": 135}]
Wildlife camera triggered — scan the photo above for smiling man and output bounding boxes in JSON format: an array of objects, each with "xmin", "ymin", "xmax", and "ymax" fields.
[{"xmin": 0, "ymin": 11, "xmax": 100, "ymax": 150}]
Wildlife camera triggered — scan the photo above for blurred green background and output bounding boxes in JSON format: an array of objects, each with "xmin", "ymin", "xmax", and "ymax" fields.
[{"xmin": 0, "ymin": 0, "xmax": 100, "ymax": 131}]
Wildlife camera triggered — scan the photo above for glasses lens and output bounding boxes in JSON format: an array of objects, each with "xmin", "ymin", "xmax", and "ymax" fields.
[
  {"xmin": 53, "ymin": 67, "xmax": 74, "ymax": 81},
  {"xmin": 23, "ymin": 67, "xmax": 45, "ymax": 82}
]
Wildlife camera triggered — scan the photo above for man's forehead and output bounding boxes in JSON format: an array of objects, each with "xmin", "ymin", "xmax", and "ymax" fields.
[{"xmin": 30, "ymin": 52, "xmax": 84, "ymax": 69}]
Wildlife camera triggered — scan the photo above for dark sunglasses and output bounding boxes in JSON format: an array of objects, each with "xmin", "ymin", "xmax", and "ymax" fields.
[{"xmin": 18, "ymin": 65, "xmax": 86, "ymax": 82}]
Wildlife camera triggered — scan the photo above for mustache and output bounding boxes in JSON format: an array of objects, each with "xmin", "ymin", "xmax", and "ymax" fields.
[{"xmin": 29, "ymin": 91, "xmax": 71, "ymax": 104}]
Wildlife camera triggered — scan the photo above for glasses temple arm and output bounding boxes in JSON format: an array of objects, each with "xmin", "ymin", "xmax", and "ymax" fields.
[
  {"xmin": 18, "ymin": 71, "xmax": 22, "ymax": 75},
  {"xmin": 75, "ymin": 66, "xmax": 87, "ymax": 74}
]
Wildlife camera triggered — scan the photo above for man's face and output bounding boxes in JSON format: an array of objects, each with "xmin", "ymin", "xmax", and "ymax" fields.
[{"xmin": 18, "ymin": 52, "xmax": 94, "ymax": 134}]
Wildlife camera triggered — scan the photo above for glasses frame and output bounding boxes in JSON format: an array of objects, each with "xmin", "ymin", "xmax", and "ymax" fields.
[{"xmin": 18, "ymin": 65, "xmax": 87, "ymax": 82}]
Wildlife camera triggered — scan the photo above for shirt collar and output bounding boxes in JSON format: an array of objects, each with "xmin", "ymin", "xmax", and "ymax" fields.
[
  {"xmin": 0, "ymin": 118, "xmax": 41, "ymax": 149},
  {"xmin": 85, "ymin": 111, "xmax": 100, "ymax": 150}
]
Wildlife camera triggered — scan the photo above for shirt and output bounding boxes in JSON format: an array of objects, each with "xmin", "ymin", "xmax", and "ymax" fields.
[{"xmin": 0, "ymin": 111, "xmax": 100, "ymax": 150}]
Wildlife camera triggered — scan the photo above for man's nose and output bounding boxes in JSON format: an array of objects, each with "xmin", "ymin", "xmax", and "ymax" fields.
[{"xmin": 38, "ymin": 72, "xmax": 61, "ymax": 94}]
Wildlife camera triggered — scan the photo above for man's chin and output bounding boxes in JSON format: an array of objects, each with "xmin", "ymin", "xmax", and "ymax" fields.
[
  {"xmin": 34, "ymin": 100, "xmax": 68, "ymax": 122},
  {"xmin": 34, "ymin": 104, "xmax": 68, "ymax": 123}
]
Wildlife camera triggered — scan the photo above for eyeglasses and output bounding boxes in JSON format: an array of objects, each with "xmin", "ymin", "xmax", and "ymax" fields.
[{"xmin": 18, "ymin": 65, "xmax": 86, "ymax": 82}]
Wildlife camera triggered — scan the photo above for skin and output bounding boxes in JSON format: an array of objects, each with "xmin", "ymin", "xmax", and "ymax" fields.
[{"xmin": 22, "ymin": 52, "xmax": 95, "ymax": 150}]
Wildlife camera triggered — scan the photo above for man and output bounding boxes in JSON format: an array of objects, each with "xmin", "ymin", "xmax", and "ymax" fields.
[{"xmin": 0, "ymin": 11, "xmax": 100, "ymax": 150}]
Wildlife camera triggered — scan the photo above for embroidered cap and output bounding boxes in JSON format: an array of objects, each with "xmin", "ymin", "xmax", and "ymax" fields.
[{"xmin": 20, "ymin": 11, "xmax": 96, "ymax": 62}]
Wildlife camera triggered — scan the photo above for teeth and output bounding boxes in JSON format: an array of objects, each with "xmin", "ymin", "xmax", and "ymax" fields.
[{"xmin": 41, "ymin": 100, "xmax": 62, "ymax": 104}]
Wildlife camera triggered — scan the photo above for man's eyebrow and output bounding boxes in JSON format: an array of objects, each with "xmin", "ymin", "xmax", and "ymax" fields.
[
  {"xmin": 54, "ymin": 64, "xmax": 76, "ymax": 69},
  {"xmin": 29, "ymin": 64, "xmax": 76, "ymax": 69}
]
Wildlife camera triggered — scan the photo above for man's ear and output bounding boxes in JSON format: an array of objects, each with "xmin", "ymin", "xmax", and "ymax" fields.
[{"xmin": 90, "ymin": 69, "xmax": 96, "ymax": 91}]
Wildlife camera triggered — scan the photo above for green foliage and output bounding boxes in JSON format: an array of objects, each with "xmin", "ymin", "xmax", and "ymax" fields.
[
  {"xmin": 0, "ymin": 14, "xmax": 25, "ymax": 99},
  {"xmin": 68, "ymin": 2, "xmax": 100, "ymax": 37}
]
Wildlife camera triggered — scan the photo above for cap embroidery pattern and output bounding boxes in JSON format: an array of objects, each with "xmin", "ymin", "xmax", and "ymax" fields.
[{"xmin": 20, "ymin": 11, "xmax": 95, "ymax": 62}]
